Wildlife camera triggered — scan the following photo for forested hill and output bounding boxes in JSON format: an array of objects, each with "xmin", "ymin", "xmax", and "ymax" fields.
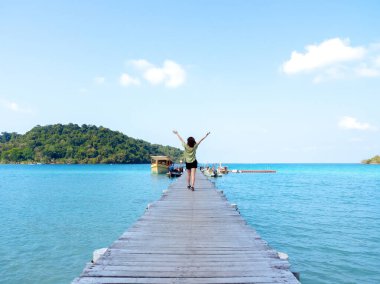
[{"xmin": 0, "ymin": 124, "xmax": 183, "ymax": 164}]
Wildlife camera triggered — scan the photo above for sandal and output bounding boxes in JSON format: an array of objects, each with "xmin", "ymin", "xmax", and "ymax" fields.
[
  {"xmin": 191, "ymin": 186, "xmax": 195, "ymax": 191},
  {"xmin": 187, "ymin": 185, "xmax": 191, "ymax": 190}
]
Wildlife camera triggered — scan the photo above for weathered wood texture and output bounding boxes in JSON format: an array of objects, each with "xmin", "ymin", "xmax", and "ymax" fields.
[{"xmin": 73, "ymin": 172, "xmax": 300, "ymax": 284}]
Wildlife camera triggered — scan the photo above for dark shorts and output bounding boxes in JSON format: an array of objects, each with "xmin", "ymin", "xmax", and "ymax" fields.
[{"xmin": 186, "ymin": 159, "xmax": 198, "ymax": 170}]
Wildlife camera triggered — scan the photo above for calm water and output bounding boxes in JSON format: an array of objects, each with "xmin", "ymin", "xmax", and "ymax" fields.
[
  {"xmin": 0, "ymin": 164, "xmax": 379, "ymax": 284},
  {"xmin": 215, "ymin": 164, "xmax": 380, "ymax": 284},
  {"xmin": 0, "ymin": 165, "xmax": 171, "ymax": 284}
]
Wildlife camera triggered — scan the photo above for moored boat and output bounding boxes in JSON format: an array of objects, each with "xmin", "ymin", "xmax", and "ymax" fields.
[
  {"xmin": 151, "ymin": 156, "xmax": 172, "ymax": 174},
  {"xmin": 202, "ymin": 167, "xmax": 221, "ymax": 177},
  {"xmin": 166, "ymin": 171, "xmax": 182, "ymax": 178},
  {"xmin": 167, "ymin": 163, "xmax": 183, "ymax": 178},
  {"xmin": 203, "ymin": 168, "xmax": 216, "ymax": 177},
  {"xmin": 217, "ymin": 163, "xmax": 228, "ymax": 175}
]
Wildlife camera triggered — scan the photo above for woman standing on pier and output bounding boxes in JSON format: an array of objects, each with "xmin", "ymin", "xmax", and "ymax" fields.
[{"xmin": 173, "ymin": 130, "xmax": 210, "ymax": 191}]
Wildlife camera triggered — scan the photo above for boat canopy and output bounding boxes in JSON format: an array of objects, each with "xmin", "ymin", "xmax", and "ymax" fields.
[{"xmin": 151, "ymin": 156, "xmax": 172, "ymax": 161}]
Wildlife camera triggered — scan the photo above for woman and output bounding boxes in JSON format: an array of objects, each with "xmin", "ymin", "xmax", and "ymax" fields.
[{"xmin": 173, "ymin": 130, "xmax": 210, "ymax": 191}]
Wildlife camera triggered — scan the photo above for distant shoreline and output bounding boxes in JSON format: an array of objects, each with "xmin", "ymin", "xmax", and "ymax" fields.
[{"xmin": 362, "ymin": 155, "xmax": 380, "ymax": 164}]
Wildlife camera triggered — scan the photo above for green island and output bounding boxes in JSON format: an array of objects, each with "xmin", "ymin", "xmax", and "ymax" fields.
[
  {"xmin": 362, "ymin": 155, "xmax": 380, "ymax": 164},
  {"xmin": 0, "ymin": 124, "xmax": 183, "ymax": 164}
]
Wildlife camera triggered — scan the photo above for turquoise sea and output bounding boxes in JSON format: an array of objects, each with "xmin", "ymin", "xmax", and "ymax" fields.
[{"xmin": 0, "ymin": 164, "xmax": 379, "ymax": 284}]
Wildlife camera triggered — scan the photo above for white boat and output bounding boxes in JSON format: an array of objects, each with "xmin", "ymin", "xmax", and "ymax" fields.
[
  {"xmin": 203, "ymin": 167, "xmax": 222, "ymax": 177},
  {"xmin": 217, "ymin": 163, "xmax": 228, "ymax": 175},
  {"xmin": 202, "ymin": 168, "xmax": 215, "ymax": 177}
]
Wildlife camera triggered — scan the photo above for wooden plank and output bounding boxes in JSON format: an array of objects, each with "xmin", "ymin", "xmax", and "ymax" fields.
[
  {"xmin": 73, "ymin": 275, "xmax": 296, "ymax": 284},
  {"xmin": 73, "ymin": 172, "xmax": 300, "ymax": 284},
  {"xmin": 83, "ymin": 269, "xmax": 292, "ymax": 278},
  {"xmin": 94, "ymin": 260, "xmax": 290, "ymax": 267}
]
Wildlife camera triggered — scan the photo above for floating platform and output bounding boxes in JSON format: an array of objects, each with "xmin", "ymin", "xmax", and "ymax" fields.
[
  {"xmin": 240, "ymin": 170, "xmax": 276, "ymax": 173},
  {"xmin": 72, "ymin": 171, "xmax": 298, "ymax": 284},
  {"xmin": 230, "ymin": 169, "xmax": 277, "ymax": 173}
]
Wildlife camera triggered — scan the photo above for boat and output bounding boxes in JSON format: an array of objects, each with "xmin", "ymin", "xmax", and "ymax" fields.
[
  {"xmin": 202, "ymin": 167, "xmax": 221, "ymax": 177},
  {"xmin": 217, "ymin": 163, "xmax": 228, "ymax": 175},
  {"xmin": 166, "ymin": 163, "xmax": 183, "ymax": 178},
  {"xmin": 167, "ymin": 171, "xmax": 182, "ymax": 178},
  {"xmin": 203, "ymin": 168, "xmax": 216, "ymax": 177},
  {"xmin": 151, "ymin": 156, "xmax": 172, "ymax": 174}
]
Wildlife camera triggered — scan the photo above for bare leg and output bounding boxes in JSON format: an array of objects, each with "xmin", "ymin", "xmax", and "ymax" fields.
[
  {"xmin": 186, "ymin": 169, "xmax": 191, "ymax": 186},
  {"xmin": 191, "ymin": 168, "xmax": 196, "ymax": 188}
]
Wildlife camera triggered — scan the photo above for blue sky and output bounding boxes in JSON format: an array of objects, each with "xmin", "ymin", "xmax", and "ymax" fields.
[{"xmin": 1, "ymin": 1, "xmax": 379, "ymax": 162}]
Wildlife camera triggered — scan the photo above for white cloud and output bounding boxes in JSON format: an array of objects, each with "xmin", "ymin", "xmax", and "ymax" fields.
[
  {"xmin": 281, "ymin": 38, "xmax": 380, "ymax": 82},
  {"xmin": 9, "ymin": 102, "xmax": 21, "ymax": 112},
  {"xmin": 130, "ymin": 59, "xmax": 153, "ymax": 70},
  {"xmin": 119, "ymin": 73, "xmax": 140, "ymax": 86},
  {"xmin": 0, "ymin": 99, "xmax": 32, "ymax": 114},
  {"xmin": 312, "ymin": 66, "xmax": 347, "ymax": 83},
  {"xmin": 94, "ymin": 76, "xmax": 105, "ymax": 84},
  {"xmin": 338, "ymin": 116, "xmax": 376, "ymax": 131},
  {"xmin": 162, "ymin": 60, "xmax": 186, "ymax": 88},
  {"xmin": 282, "ymin": 38, "xmax": 365, "ymax": 74},
  {"xmin": 144, "ymin": 67, "xmax": 166, "ymax": 85},
  {"xmin": 130, "ymin": 59, "xmax": 186, "ymax": 88}
]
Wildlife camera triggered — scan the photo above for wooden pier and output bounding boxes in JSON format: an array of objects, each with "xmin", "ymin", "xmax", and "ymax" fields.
[{"xmin": 73, "ymin": 172, "xmax": 300, "ymax": 284}]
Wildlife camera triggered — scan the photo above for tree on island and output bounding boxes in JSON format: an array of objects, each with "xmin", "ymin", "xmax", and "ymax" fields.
[
  {"xmin": 0, "ymin": 124, "xmax": 183, "ymax": 164},
  {"xmin": 362, "ymin": 155, "xmax": 380, "ymax": 164}
]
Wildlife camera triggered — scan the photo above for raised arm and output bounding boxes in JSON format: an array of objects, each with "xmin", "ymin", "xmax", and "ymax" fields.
[
  {"xmin": 173, "ymin": 130, "xmax": 185, "ymax": 144},
  {"xmin": 197, "ymin": 132, "xmax": 210, "ymax": 146}
]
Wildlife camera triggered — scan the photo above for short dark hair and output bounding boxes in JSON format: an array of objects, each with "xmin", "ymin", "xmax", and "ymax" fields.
[{"xmin": 187, "ymin": 137, "xmax": 196, "ymax": 148}]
